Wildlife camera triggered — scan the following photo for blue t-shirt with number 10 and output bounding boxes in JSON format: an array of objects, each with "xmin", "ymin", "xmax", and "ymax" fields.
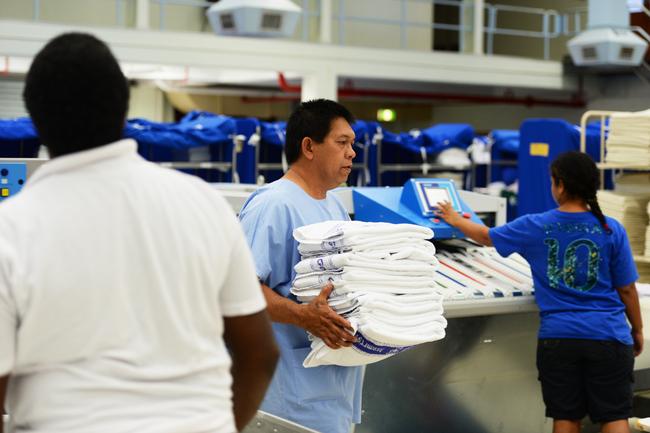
[{"xmin": 489, "ymin": 209, "xmax": 639, "ymax": 344}]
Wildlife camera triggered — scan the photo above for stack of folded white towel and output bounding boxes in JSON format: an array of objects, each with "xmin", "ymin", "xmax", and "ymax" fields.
[
  {"xmin": 646, "ymin": 202, "xmax": 650, "ymax": 258},
  {"xmin": 597, "ymin": 190, "xmax": 650, "ymax": 256},
  {"xmin": 291, "ymin": 220, "xmax": 446, "ymax": 368},
  {"xmin": 606, "ymin": 110, "xmax": 650, "ymax": 165}
]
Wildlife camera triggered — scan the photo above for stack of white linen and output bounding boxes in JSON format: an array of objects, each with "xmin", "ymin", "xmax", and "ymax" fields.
[
  {"xmin": 597, "ymin": 190, "xmax": 650, "ymax": 255},
  {"xmin": 646, "ymin": 202, "xmax": 650, "ymax": 258},
  {"xmin": 606, "ymin": 110, "xmax": 650, "ymax": 165},
  {"xmin": 639, "ymin": 263, "xmax": 650, "ymax": 284},
  {"xmin": 291, "ymin": 220, "xmax": 446, "ymax": 368}
]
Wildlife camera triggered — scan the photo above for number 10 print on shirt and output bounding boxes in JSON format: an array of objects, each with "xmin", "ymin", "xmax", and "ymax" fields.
[{"xmin": 544, "ymin": 238, "xmax": 600, "ymax": 292}]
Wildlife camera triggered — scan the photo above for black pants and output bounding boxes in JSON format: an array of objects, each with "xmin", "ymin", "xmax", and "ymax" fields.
[{"xmin": 536, "ymin": 338, "xmax": 634, "ymax": 423}]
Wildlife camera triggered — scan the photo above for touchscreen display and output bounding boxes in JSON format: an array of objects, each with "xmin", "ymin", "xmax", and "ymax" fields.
[{"xmin": 423, "ymin": 187, "xmax": 451, "ymax": 209}]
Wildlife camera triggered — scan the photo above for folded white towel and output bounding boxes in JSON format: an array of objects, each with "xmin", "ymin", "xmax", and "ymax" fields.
[
  {"xmin": 295, "ymin": 251, "xmax": 438, "ymax": 274},
  {"xmin": 293, "ymin": 220, "xmax": 434, "ymax": 244},
  {"xmin": 299, "ymin": 240, "xmax": 436, "ymax": 260},
  {"xmin": 358, "ymin": 321, "xmax": 446, "ymax": 346},
  {"xmin": 326, "ymin": 292, "xmax": 442, "ymax": 315},
  {"xmin": 354, "ymin": 310, "xmax": 446, "ymax": 329},
  {"xmin": 298, "ymin": 235, "xmax": 435, "ymax": 255},
  {"xmin": 356, "ymin": 315, "xmax": 447, "ymax": 337},
  {"xmin": 356, "ymin": 299, "xmax": 443, "ymax": 317},
  {"xmin": 292, "ymin": 269, "xmax": 437, "ymax": 289},
  {"xmin": 293, "ymin": 284, "xmax": 438, "ymax": 302}
]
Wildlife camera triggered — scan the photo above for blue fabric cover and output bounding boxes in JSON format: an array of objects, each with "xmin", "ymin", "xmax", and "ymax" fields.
[
  {"xmin": 0, "ymin": 118, "xmax": 38, "ymax": 141},
  {"xmin": 125, "ymin": 112, "xmax": 235, "ymax": 153},
  {"xmin": 260, "ymin": 121, "xmax": 286, "ymax": 148},
  {"xmin": 418, "ymin": 123, "xmax": 474, "ymax": 155},
  {"xmin": 124, "ymin": 111, "xmax": 236, "ymax": 182},
  {"xmin": 256, "ymin": 121, "xmax": 287, "ymax": 183},
  {"xmin": 372, "ymin": 129, "xmax": 420, "ymax": 186},
  {"xmin": 0, "ymin": 118, "xmax": 40, "ymax": 158},
  {"xmin": 491, "ymin": 129, "xmax": 519, "ymax": 154},
  {"xmin": 178, "ymin": 111, "xmax": 236, "ymax": 144},
  {"xmin": 369, "ymin": 123, "xmax": 474, "ymax": 186},
  {"xmin": 235, "ymin": 117, "xmax": 261, "ymax": 184},
  {"xmin": 347, "ymin": 121, "xmax": 374, "ymax": 186},
  {"xmin": 490, "ymin": 129, "xmax": 519, "ymax": 185},
  {"xmin": 517, "ymin": 119, "xmax": 605, "ymax": 217}
]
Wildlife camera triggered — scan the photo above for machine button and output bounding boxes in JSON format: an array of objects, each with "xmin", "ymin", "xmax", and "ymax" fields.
[
  {"xmin": 0, "ymin": 169, "xmax": 7, "ymax": 177},
  {"xmin": 433, "ymin": 218, "xmax": 440, "ymax": 223},
  {"xmin": 0, "ymin": 179, "xmax": 7, "ymax": 184},
  {"xmin": 462, "ymin": 213, "xmax": 471, "ymax": 219},
  {"xmin": 1, "ymin": 188, "xmax": 9, "ymax": 197}
]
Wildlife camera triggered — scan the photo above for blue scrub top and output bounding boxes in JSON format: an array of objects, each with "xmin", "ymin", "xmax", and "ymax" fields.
[
  {"xmin": 489, "ymin": 210, "xmax": 638, "ymax": 344},
  {"xmin": 239, "ymin": 179, "xmax": 364, "ymax": 433}
]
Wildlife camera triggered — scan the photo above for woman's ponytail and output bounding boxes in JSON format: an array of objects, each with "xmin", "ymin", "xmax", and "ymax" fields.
[{"xmin": 585, "ymin": 196, "xmax": 612, "ymax": 234}]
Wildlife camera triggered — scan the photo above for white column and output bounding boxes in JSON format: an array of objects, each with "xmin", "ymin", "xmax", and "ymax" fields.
[
  {"xmin": 473, "ymin": 0, "xmax": 484, "ymax": 55},
  {"xmin": 320, "ymin": 0, "xmax": 333, "ymax": 44},
  {"xmin": 301, "ymin": 69, "xmax": 337, "ymax": 102},
  {"xmin": 136, "ymin": 0, "xmax": 150, "ymax": 30}
]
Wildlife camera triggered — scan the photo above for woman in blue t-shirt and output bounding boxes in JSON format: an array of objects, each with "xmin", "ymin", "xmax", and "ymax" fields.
[{"xmin": 437, "ymin": 151, "xmax": 642, "ymax": 433}]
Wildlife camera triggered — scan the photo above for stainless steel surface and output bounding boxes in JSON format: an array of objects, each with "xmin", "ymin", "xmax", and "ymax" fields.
[
  {"xmin": 444, "ymin": 297, "xmax": 536, "ymax": 318},
  {"xmin": 357, "ymin": 312, "xmax": 551, "ymax": 433}
]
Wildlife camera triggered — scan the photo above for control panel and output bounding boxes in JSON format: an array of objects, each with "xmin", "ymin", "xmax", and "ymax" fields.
[
  {"xmin": 353, "ymin": 178, "xmax": 484, "ymax": 239},
  {"xmin": 0, "ymin": 163, "xmax": 27, "ymax": 202},
  {"xmin": 403, "ymin": 179, "xmax": 463, "ymax": 217}
]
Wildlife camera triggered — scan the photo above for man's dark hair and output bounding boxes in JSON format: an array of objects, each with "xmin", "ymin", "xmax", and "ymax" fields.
[
  {"xmin": 23, "ymin": 32, "xmax": 129, "ymax": 157},
  {"xmin": 284, "ymin": 99, "xmax": 355, "ymax": 165}
]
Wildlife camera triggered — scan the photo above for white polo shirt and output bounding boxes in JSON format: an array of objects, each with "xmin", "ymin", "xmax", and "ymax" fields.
[{"xmin": 0, "ymin": 140, "xmax": 266, "ymax": 433}]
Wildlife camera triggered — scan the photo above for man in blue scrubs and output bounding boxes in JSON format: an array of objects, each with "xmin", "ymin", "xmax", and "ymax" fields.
[{"xmin": 239, "ymin": 99, "xmax": 363, "ymax": 433}]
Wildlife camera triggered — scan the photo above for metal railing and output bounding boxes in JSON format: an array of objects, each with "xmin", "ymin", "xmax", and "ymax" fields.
[
  {"xmin": 23, "ymin": 0, "xmax": 589, "ymax": 60},
  {"xmin": 484, "ymin": 4, "xmax": 561, "ymax": 60}
]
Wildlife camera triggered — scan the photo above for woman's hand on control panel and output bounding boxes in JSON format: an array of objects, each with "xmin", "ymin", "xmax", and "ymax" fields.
[{"xmin": 436, "ymin": 201, "xmax": 462, "ymax": 227}]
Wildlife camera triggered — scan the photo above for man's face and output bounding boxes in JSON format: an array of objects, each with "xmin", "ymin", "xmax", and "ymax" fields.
[{"xmin": 312, "ymin": 117, "xmax": 356, "ymax": 188}]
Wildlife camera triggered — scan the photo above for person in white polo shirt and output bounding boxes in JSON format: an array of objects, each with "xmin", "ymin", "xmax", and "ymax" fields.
[{"xmin": 0, "ymin": 32, "xmax": 278, "ymax": 433}]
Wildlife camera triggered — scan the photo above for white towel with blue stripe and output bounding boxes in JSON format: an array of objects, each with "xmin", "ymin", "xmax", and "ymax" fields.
[
  {"xmin": 303, "ymin": 315, "xmax": 446, "ymax": 367},
  {"xmin": 292, "ymin": 268, "xmax": 437, "ymax": 289},
  {"xmin": 298, "ymin": 235, "xmax": 435, "ymax": 256}
]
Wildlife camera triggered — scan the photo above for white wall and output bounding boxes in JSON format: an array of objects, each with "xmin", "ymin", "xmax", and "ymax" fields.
[
  {"xmin": 587, "ymin": 75, "xmax": 650, "ymax": 112},
  {"xmin": 0, "ymin": 79, "xmax": 27, "ymax": 118},
  {"xmin": 0, "ymin": 0, "xmax": 431, "ymax": 50},
  {"xmin": 431, "ymin": 103, "xmax": 582, "ymax": 132},
  {"xmin": 332, "ymin": 0, "xmax": 433, "ymax": 51},
  {"xmin": 428, "ymin": 72, "xmax": 650, "ymax": 132},
  {"xmin": 128, "ymin": 82, "xmax": 174, "ymax": 122}
]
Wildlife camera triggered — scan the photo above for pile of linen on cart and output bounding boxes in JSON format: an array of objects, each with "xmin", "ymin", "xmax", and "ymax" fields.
[
  {"xmin": 606, "ymin": 110, "xmax": 650, "ymax": 165},
  {"xmin": 291, "ymin": 220, "xmax": 446, "ymax": 368}
]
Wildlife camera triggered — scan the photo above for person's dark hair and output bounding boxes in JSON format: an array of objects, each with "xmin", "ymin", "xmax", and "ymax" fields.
[
  {"xmin": 550, "ymin": 151, "xmax": 611, "ymax": 234},
  {"xmin": 23, "ymin": 32, "xmax": 129, "ymax": 157},
  {"xmin": 284, "ymin": 99, "xmax": 355, "ymax": 165}
]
